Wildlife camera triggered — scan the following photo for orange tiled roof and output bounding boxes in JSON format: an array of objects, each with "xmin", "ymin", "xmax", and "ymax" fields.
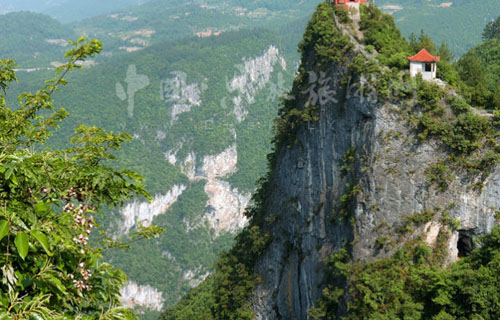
[{"xmin": 408, "ymin": 48, "xmax": 440, "ymax": 62}]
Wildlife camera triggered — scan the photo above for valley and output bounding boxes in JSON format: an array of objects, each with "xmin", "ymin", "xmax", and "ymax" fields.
[{"xmin": 2, "ymin": 0, "xmax": 500, "ymax": 319}]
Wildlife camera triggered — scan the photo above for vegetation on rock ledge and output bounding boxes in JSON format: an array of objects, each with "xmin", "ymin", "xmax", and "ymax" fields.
[{"xmin": 310, "ymin": 226, "xmax": 500, "ymax": 320}]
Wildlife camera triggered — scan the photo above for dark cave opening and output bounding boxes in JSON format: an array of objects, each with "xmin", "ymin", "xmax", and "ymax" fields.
[{"xmin": 457, "ymin": 231, "xmax": 474, "ymax": 258}]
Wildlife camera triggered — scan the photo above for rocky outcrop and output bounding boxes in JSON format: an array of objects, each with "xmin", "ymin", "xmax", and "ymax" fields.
[
  {"xmin": 250, "ymin": 57, "xmax": 368, "ymax": 318},
  {"xmin": 120, "ymin": 281, "xmax": 164, "ymax": 311},
  {"xmin": 205, "ymin": 179, "xmax": 250, "ymax": 234},
  {"xmin": 166, "ymin": 144, "xmax": 250, "ymax": 234},
  {"xmin": 228, "ymin": 45, "xmax": 284, "ymax": 122},
  {"xmin": 183, "ymin": 267, "xmax": 210, "ymax": 288},
  {"xmin": 249, "ymin": 17, "xmax": 499, "ymax": 320},
  {"xmin": 119, "ymin": 185, "xmax": 186, "ymax": 234},
  {"xmin": 202, "ymin": 144, "xmax": 250, "ymax": 234},
  {"xmin": 161, "ymin": 71, "xmax": 204, "ymax": 124}
]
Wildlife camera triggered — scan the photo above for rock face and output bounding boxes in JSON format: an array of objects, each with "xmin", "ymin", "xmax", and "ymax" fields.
[
  {"xmin": 119, "ymin": 185, "xmax": 186, "ymax": 234},
  {"xmin": 228, "ymin": 45, "xmax": 283, "ymax": 122},
  {"xmin": 202, "ymin": 144, "xmax": 250, "ymax": 234},
  {"xmin": 120, "ymin": 281, "xmax": 164, "ymax": 311},
  {"xmin": 250, "ymin": 58, "xmax": 368, "ymax": 319},
  {"xmin": 164, "ymin": 143, "xmax": 251, "ymax": 235},
  {"xmin": 161, "ymin": 71, "xmax": 203, "ymax": 124},
  {"xmin": 249, "ymin": 23, "xmax": 499, "ymax": 320}
]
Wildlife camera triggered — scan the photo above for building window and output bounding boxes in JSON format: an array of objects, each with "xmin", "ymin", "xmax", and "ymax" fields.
[{"xmin": 425, "ymin": 63, "xmax": 432, "ymax": 72}]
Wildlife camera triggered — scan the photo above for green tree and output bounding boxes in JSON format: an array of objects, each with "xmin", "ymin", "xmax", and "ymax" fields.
[
  {"xmin": 493, "ymin": 84, "xmax": 500, "ymax": 109},
  {"xmin": 436, "ymin": 41, "xmax": 455, "ymax": 63},
  {"xmin": 457, "ymin": 54, "xmax": 487, "ymax": 88},
  {"xmin": 0, "ymin": 38, "xmax": 162, "ymax": 319},
  {"xmin": 457, "ymin": 54, "xmax": 493, "ymax": 108},
  {"xmin": 483, "ymin": 15, "xmax": 500, "ymax": 40},
  {"xmin": 408, "ymin": 29, "xmax": 436, "ymax": 54}
]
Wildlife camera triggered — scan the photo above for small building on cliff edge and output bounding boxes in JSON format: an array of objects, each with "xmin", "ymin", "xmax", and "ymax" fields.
[
  {"xmin": 332, "ymin": 0, "xmax": 367, "ymax": 6},
  {"xmin": 408, "ymin": 48, "xmax": 440, "ymax": 81}
]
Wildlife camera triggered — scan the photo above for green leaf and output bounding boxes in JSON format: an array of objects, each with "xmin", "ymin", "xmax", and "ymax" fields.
[
  {"xmin": 10, "ymin": 173, "xmax": 18, "ymax": 185},
  {"xmin": 14, "ymin": 232, "xmax": 29, "ymax": 260},
  {"xmin": 30, "ymin": 230, "xmax": 52, "ymax": 256},
  {"xmin": 34, "ymin": 202, "xmax": 49, "ymax": 214},
  {"xmin": 0, "ymin": 220, "xmax": 8, "ymax": 242},
  {"xmin": 46, "ymin": 276, "xmax": 67, "ymax": 294},
  {"xmin": 4, "ymin": 167, "xmax": 13, "ymax": 180}
]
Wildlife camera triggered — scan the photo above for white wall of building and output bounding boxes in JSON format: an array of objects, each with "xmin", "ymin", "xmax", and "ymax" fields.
[{"xmin": 409, "ymin": 61, "xmax": 437, "ymax": 81}]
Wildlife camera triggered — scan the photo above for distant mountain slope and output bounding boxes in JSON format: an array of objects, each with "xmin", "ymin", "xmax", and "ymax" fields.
[
  {"xmin": 73, "ymin": 0, "xmax": 322, "ymax": 58},
  {"xmin": 0, "ymin": 0, "xmax": 145, "ymax": 23},
  {"xmin": 378, "ymin": 0, "xmax": 500, "ymax": 57},
  {"xmin": 8, "ymin": 27, "xmax": 297, "ymax": 320},
  {"xmin": 2, "ymin": 0, "xmax": 499, "ymax": 69},
  {"xmin": 0, "ymin": 12, "xmax": 75, "ymax": 68}
]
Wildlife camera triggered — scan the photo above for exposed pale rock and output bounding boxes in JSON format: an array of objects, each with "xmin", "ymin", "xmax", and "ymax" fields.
[
  {"xmin": 183, "ymin": 268, "xmax": 211, "ymax": 288},
  {"xmin": 202, "ymin": 144, "xmax": 238, "ymax": 178},
  {"xmin": 205, "ymin": 179, "xmax": 250, "ymax": 234},
  {"xmin": 119, "ymin": 185, "xmax": 186, "ymax": 234},
  {"xmin": 280, "ymin": 57, "xmax": 287, "ymax": 71},
  {"xmin": 162, "ymin": 250, "xmax": 176, "ymax": 261},
  {"xmin": 45, "ymin": 39, "xmax": 68, "ymax": 47},
  {"xmin": 165, "ymin": 143, "xmax": 250, "ymax": 234},
  {"xmin": 119, "ymin": 46, "xmax": 143, "ymax": 52},
  {"xmin": 196, "ymin": 29, "xmax": 223, "ymax": 37},
  {"xmin": 155, "ymin": 130, "xmax": 166, "ymax": 141},
  {"xmin": 228, "ymin": 45, "xmax": 282, "ymax": 122},
  {"xmin": 199, "ymin": 145, "xmax": 249, "ymax": 234},
  {"xmin": 164, "ymin": 149, "xmax": 177, "ymax": 166},
  {"xmin": 120, "ymin": 281, "xmax": 164, "ymax": 311},
  {"xmin": 423, "ymin": 221, "xmax": 442, "ymax": 246},
  {"xmin": 161, "ymin": 72, "xmax": 202, "ymax": 124},
  {"xmin": 181, "ymin": 152, "xmax": 197, "ymax": 180}
]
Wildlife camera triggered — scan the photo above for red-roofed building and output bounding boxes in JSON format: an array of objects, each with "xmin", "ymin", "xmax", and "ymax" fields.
[
  {"xmin": 408, "ymin": 48, "xmax": 440, "ymax": 80},
  {"xmin": 332, "ymin": 0, "xmax": 368, "ymax": 20},
  {"xmin": 334, "ymin": 0, "xmax": 367, "ymax": 5}
]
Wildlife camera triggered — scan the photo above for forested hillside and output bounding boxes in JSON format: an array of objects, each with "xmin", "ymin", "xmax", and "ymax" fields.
[
  {"xmin": 378, "ymin": 0, "xmax": 500, "ymax": 56},
  {"xmin": 0, "ymin": 12, "xmax": 76, "ymax": 68},
  {"xmin": 72, "ymin": 0, "xmax": 321, "ymax": 60},
  {"xmin": 456, "ymin": 12, "xmax": 500, "ymax": 107},
  {"xmin": 0, "ymin": 0, "xmax": 144, "ymax": 23},
  {"xmin": 5, "ymin": 0, "xmax": 499, "ymax": 68},
  {"xmin": 7, "ymin": 26, "xmax": 299, "ymax": 319},
  {"xmin": 0, "ymin": 0, "xmax": 320, "ymax": 66},
  {"xmin": 1, "ymin": 2, "xmax": 314, "ymax": 318},
  {"xmin": 3, "ymin": 0, "xmax": 500, "ymax": 319}
]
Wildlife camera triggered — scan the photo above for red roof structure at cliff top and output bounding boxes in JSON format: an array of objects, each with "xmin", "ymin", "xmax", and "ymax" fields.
[
  {"xmin": 334, "ymin": 0, "xmax": 367, "ymax": 4},
  {"xmin": 407, "ymin": 48, "xmax": 440, "ymax": 62}
]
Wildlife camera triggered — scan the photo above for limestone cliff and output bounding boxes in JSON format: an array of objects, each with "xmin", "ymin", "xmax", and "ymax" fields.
[
  {"xmin": 163, "ymin": 3, "xmax": 500, "ymax": 320},
  {"xmin": 248, "ymin": 5, "xmax": 499, "ymax": 320}
]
